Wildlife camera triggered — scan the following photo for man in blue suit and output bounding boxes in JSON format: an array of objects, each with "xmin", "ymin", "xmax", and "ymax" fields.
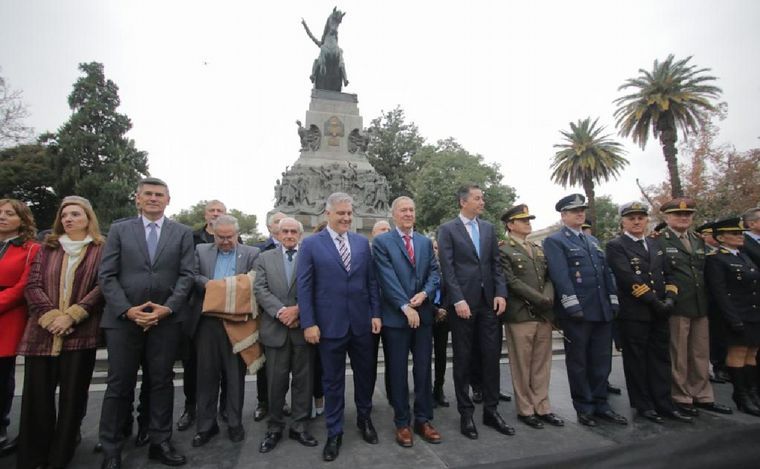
[
  {"xmin": 297, "ymin": 192, "xmax": 382, "ymax": 462},
  {"xmin": 437, "ymin": 184, "xmax": 512, "ymax": 440},
  {"xmin": 543, "ymin": 193, "xmax": 627, "ymax": 427},
  {"xmin": 373, "ymin": 196, "xmax": 442, "ymax": 448}
]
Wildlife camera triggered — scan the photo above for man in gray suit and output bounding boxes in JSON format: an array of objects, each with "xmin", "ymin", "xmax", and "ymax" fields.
[
  {"xmin": 191, "ymin": 215, "xmax": 259, "ymax": 447},
  {"xmin": 255, "ymin": 217, "xmax": 318, "ymax": 453},
  {"xmin": 98, "ymin": 177, "xmax": 195, "ymax": 469}
]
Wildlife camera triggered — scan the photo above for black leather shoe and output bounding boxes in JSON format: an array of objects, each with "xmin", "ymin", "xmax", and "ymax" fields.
[
  {"xmin": 94, "ymin": 442, "xmax": 103, "ymax": 453},
  {"xmin": 675, "ymin": 404, "xmax": 700, "ymax": 417},
  {"xmin": 254, "ymin": 403, "xmax": 268, "ymax": 422},
  {"xmin": 517, "ymin": 414, "xmax": 544, "ymax": 429},
  {"xmin": 577, "ymin": 413, "xmax": 597, "ymax": 427},
  {"xmin": 499, "ymin": 391, "xmax": 512, "ymax": 402},
  {"xmin": 322, "ymin": 434, "xmax": 342, "ymax": 462},
  {"xmin": 176, "ymin": 409, "xmax": 195, "ymax": 432},
  {"xmin": 606, "ymin": 383, "xmax": 622, "ymax": 395},
  {"xmin": 228, "ymin": 426, "xmax": 245, "ymax": 443},
  {"xmin": 661, "ymin": 410, "xmax": 694, "ymax": 423},
  {"xmin": 259, "ymin": 431, "xmax": 282, "ymax": 453},
  {"xmin": 471, "ymin": 389, "xmax": 484, "ymax": 403},
  {"xmin": 101, "ymin": 456, "xmax": 121, "ymax": 469},
  {"xmin": 640, "ymin": 410, "xmax": 664, "ymax": 424},
  {"xmin": 711, "ymin": 368, "xmax": 731, "ymax": 383},
  {"xmin": 148, "ymin": 441, "xmax": 186, "ymax": 466},
  {"xmin": 289, "ymin": 429, "xmax": 318, "ymax": 447},
  {"xmin": 433, "ymin": 391, "xmax": 450, "ymax": 408},
  {"xmin": 483, "ymin": 411, "xmax": 516, "ymax": 436},
  {"xmin": 594, "ymin": 409, "xmax": 628, "ymax": 425},
  {"xmin": 538, "ymin": 413, "xmax": 565, "ymax": 427},
  {"xmin": 357, "ymin": 418, "xmax": 379, "ymax": 444},
  {"xmin": 135, "ymin": 428, "xmax": 150, "ymax": 447},
  {"xmin": 191, "ymin": 424, "xmax": 219, "ymax": 448},
  {"xmin": 694, "ymin": 402, "xmax": 733, "ymax": 414},
  {"xmin": 460, "ymin": 416, "xmax": 478, "ymax": 439}
]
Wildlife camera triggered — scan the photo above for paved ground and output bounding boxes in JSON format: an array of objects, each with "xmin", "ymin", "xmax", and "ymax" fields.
[{"xmin": 2, "ymin": 356, "xmax": 759, "ymax": 469}]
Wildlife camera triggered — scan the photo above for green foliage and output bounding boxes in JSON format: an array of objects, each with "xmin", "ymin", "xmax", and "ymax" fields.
[
  {"xmin": 171, "ymin": 200, "xmax": 263, "ymax": 244},
  {"xmin": 45, "ymin": 62, "xmax": 148, "ymax": 228},
  {"xmin": 0, "ymin": 144, "xmax": 59, "ymax": 229},
  {"xmin": 589, "ymin": 195, "xmax": 620, "ymax": 246},
  {"xmin": 410, "ymin": 138, "xmax": 516, "ymax": 233},
  {"xmin": 550, "ymin": 117, "xmax": 628, "ymax": 225},
  {"xmin": 367, "ymin": 106, "xmax": 425, "ymax": 202}
]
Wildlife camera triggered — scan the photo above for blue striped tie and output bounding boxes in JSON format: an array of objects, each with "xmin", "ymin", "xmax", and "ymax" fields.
[
  {"xmin": 337, "ymin": 234, "xmax": 351, "ymax": 271},
  {"xmin": 469, "ymin": 220, "xmax": 480, "ymax": 257}
]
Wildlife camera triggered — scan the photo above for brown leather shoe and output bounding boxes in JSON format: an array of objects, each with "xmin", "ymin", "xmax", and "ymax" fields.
[
  {"xmin": 414, "ymin": 421, "xmax": 442, "ymax": 444},
  {"xmin": 395, "ymin": 426, "xmax": 413, "ymax": 448}
]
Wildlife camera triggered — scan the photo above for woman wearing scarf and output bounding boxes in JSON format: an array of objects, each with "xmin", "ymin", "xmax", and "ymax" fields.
[
  {"xmin": 17, "ymin": 196, "xmax": 105, "ymax": 469},
  {"xmin": 0, "ymin": 199, "xmax": 40, "ymax": 456}
]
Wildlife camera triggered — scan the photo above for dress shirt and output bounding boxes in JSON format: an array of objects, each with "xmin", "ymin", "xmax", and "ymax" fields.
[
  {"xmin": 141, "ymin": 215, "xmax": 165, "ymax": 242},
  {"xmin": 748, "ymin": 231, "xmax": 760, "ymax": 243},
  {"xmin": 458, "ymin": 213, "xmax": 479, "ymax": 244},
  {"xmin": 624, "ymin": 232, "xmax": 648, "ymax": 251},
  {"xmin": 213, "ymin": 247, "xmax": 237, "ymax": 280},
  {"xmin": 326, "ymin": 225, "xmax": 351, "ymax": 257}
]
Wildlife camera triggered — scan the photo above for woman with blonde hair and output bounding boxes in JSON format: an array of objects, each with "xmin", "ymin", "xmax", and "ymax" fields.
[
  {"xmin": 0, "ymin": 198, "xmax": 40, "ymax": 456},
  {"xmin": 17, "ymin": 196, "xmax": 105, "ymax": 469}
]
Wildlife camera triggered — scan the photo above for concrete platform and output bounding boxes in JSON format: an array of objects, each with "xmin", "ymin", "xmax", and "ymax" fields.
[{"xmin": 2, "ymin": 356, "xmax": 759, "ymax": 469}]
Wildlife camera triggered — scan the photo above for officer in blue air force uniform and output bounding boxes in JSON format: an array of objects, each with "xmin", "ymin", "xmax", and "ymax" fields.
[{"xmin": 543, "ymin": 194, "xmax": 628, "ymax": 427}]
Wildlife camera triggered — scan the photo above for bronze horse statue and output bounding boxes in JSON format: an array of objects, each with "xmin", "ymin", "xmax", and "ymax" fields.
[{"xmin": 301, "ymin": 7, "xmax": 349, "ymax": 92}]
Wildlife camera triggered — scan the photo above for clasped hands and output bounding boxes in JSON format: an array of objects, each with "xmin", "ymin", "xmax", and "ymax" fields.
[
  {"xmin": 454, "ymin": 296, "xmax": 507, "ymax": 319},
  {"xmin": 278, "ymin": 305, "xmax": 300, "ymax": 329},
  {"xmin": 126, "ymin": 301, "xmax": 172, "ymax": 331},
  {"xmin": 304, "ymin": 317, "xmax": 382, "ymax": 345},
  {"xmin": 403, "ymin": 291, "xmax": 428, "ymax": 328}
]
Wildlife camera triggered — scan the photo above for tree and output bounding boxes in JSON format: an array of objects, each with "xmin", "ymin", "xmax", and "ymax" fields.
[
  {"xmin": 550, "ymin": 117, "xmax": 628, "ymax": 228},
  {"xmin": 366, "ymin": 107, "xmax": 425, "ymax": 202},
  {"xmin": 590, "ymin": 195, "xmax": 620, "ymax": 245},
  {"xmin": 0, "ymin": 70, "xmax": 33, "ymax": 149},
  {"xmin": 171, "ymin": 200, "xmax": 263, "ymax": 244},
  {"xmin": 44, "ymin": 62, "xmax": 148, "ymax": 227},
  {"xmin": 614, "ymin": 55, "xmax": 722, "ymax": 198},
  {"xmin": 0, "ymin": 144, "xmax": 59, "ymax": 229},
  {"xmin": 410, "ymin": 138, "xmax": 516, "ymax": 233}
]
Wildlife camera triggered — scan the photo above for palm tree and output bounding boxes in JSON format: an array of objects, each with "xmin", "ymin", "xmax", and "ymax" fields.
[
  {"xmin": 551, "ymin": 117, "xmax": 629, "ymax": 230},
  {"xmin": 613, "ymin": 55, "xmax": 721, "ymax": 198}
]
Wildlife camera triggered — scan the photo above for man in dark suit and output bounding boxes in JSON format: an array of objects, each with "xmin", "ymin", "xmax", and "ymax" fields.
[
  {"xmin": 98, "ymin": 177, "xmax": 194, "ymax": 468},
  {"xmin": 297, "ymin": 192, "xmax": 381, "ymax": 462},
  {"xmin": 742, "ymin": 208, "xmax": 760, "ymax": 267},
  {"xmin": 606, "ymin": 202, "xmax": 692, "ymax": 424},
  {"xmin": 373, "ymin": 196, "xmax": 441, "ymax": 447},
  {"xmin": 190, "ymin": 215, "xmax": 259, "ymax": 447},
  {"xmin": 255, "ymin": 217, "xmax": 318, "ymax": 453},
  {"xmin": 437, "ymin": 184, "xmax": 512, "ymax": 439},
  {"xmin": 543, "ymin": 193, "xmax": 626, "ymax": 427}
]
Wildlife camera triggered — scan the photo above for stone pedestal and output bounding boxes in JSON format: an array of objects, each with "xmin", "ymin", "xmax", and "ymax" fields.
[{"xmin": 272, "ymin": 89, "xmax": 390, "ymax": 237}]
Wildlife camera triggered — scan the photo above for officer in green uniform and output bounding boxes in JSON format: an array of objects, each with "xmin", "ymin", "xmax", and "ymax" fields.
[
  {"xmin": 656, "ymin": 198, "xmax": 731, "ymax": 415},
  {"xmin": 498, "ymin": 205, "xmax": 564, "ymax": 430}
]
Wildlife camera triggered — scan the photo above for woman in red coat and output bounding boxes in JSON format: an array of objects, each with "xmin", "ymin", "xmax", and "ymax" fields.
[
  {"xmin": 0, "ymin": 199, "xmax": 39, "ymax": 453},
  {"xmin": 17, "ymin": 196, "xmax": 105, "ymax": 469}
]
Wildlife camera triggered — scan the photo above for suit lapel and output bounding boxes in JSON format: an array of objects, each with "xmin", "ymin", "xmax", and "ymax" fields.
[
  {"xmin": 392, "ymin": 230, "xmax": 414, "ymax": 267},
  {"xmin": 152, "ymin": 219, "xmax": 173, "ymax": 264},
  {"xmin": 454, "ymin": 218, "xmax": 479, "ymax": 259},
  {"xmin": 320, "ymin": 230, "xmax": 346, "ymax": 272},
  {"xmin": 235, "ymin": 247, "xmax": 248, "ymax": 274},
  {"xmin": 204, "ymin": 245, "xmax": 219, "ymax": 277},
  {"xmin": 131, "ymin": 218, "xmax": 151, "ymax": 265},
  {"xmin": 665, "ymin": 227, "xmax": 691, "ymax": 255},
  {"xmin": 563, "ymin": 227, "xmax": 586, "ymax": 250}
]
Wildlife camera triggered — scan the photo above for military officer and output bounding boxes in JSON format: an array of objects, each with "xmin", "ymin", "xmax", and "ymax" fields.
[
  {"xmin": 705, "ymin": 217, "xmax": 760, "ymax": 416},
  {"xmin": 543, "ymin": 194, "xmax": 627, "ymax": 427},
  {"xmin": 499, "ymin": 205, "xmax": 563, "ymax": 430},
  {"xmin": 606, "ymin": 202, "xmax": 692, "ymax": 423},
  {"xmin": 656, "ymin": 198, "xmax": 731, "ymax": 416}
]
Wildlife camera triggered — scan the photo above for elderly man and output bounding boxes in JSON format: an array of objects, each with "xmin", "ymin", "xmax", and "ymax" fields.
[
  {"xmin": 371, "ymin": 220, "xmax": 392, "ymax": 239},
  {"xmin": 193, "ymin": 200, "xmax": 227, "ymax": 245},
  {"xmin": 437, "ymin": 184, "xmax": 511, "ymax": 439},
  {"xmin": 499, "ymin": 204, "xmax": 563, "ymax": 429},
  {"xmin": 255, "ymin": 217, "xmax": 318, "ymax": 453},
  {"xmin": 298, "ymin": 192, "xmax": 381, "ymax": 462},
  {"xmin": 656, "ymin": 198, "xmax": 732, "ymax": 416},
  {"xmin": 191, "ymin": 215, "xmax": 259, "ymax": 447},
  {"xmin": 606, "ymin": 202, "xmax": 691, "ymax": 424},
  {"xmin": 98, "ymin": 177, "xmax": 194, "ymax": 469},
  {"xmin": 373, "ymin": 197, "xmax": 441, "ymax": 447},
  {"xmin": 543, "ymin": 194, "xmax": 625, "ymax": 427}
]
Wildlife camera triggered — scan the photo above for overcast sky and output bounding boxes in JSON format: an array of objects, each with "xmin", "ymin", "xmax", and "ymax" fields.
[{"xmin": 1, "ymin": 0, "xmax": 758, "ymax": 232}]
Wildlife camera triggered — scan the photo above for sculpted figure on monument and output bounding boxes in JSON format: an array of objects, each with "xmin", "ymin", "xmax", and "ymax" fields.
[
  {"xmin": 348, "ymin": 128, "xmax": 370, "ymax": 154},
  {"xmin": 301, "ymin": 7, "xmax": 349, "ymax": 92},
  {"xmin": 296, "ymin": 120, "xmax": 309, "ymax": 150}
]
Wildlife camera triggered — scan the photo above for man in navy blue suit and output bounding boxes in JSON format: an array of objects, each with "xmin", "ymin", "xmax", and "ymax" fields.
[
  {"xmin": 543, "ymin": 193, "xmax": 627, "ymax": 427},
  {"xmin": 297, "ymin": 192, "xmax": 382, "ymax": 462},
  {"xmin": 437, "ymin": 184, "xmax": 512, "ymax": 440},
  {"xmin": 373, "ymin": 196, "xmax": 442, "ymax": 448}
]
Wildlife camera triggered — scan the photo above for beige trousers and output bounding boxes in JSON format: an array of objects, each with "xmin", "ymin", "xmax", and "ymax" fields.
[
  {"xmin": 669, "ymin": 315, "xmax": 714, "ymax": 404},
  {"xmin": 505, "ymin": 321, "xmax": 553, "ymax": 416}
]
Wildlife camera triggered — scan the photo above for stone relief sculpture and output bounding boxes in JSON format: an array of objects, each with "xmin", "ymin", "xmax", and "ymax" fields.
[{"xmin": 348, "ymin": 128, "xmax": 370, "ymax": 154}]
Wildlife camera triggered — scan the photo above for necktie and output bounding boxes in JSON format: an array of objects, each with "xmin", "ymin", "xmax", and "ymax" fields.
[
  {"xmin": 403, "ymin": 234, "xmax": 415, "ymax": 265},
  {"xmin": 469, "ymin": 220, "xmax": 480, "ymax": 257},
  {"xmin": 284, "ymin": 249, "xmax": 296, "ymax": 284},
  {"xmin": 337, "ymin": 234, "xmax": 351, "ymax": 271},
  {"xmin": 636, "ymin": 239, "xmax": 647, "ymax": 252},
  {"xmin": 523, "ymin": 240, "xmax": 534, "ymax": 258},
  {"xmin": 147, "ymin": 222, "xmax": 158, "ymax": 262},
  {"xmin": 286, "ymin": 249, "xmax": 296, "ymax": 262},
  {"xmin": 578, "ymin": 232, "xmax": 589, "ymax": 251},
  {"xmin": 680, "ymin": 234, "xmax": 692, "ymax": 253}
]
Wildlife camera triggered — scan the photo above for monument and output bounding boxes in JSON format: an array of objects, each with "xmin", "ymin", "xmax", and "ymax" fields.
[{"xmin": 271, "ymin": 7, "xmax": 390, "ymax": 236}]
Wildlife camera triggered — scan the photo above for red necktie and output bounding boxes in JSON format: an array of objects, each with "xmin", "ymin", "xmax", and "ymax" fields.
[{"xmin": 403, "ymin": 234, "xmax": 415, "ymax": 266}]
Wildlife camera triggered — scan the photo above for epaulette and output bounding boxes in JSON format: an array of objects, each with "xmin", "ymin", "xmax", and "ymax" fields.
[
  {"xmin": 706, "ymin": 251, "xmax": 717, "ymax": 256},
  {"xmin": 719, "ymin": 248, "xmax": 730, "ymax": 254}
]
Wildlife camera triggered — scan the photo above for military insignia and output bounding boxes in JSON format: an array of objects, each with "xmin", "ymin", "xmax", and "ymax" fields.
[
  {"xmin": 657, "ymin": 250, "xmax": 663, "ymax": 255},
  {"xmin": 635, "ymin": 270, "xmax": 642, "ymax": 275},
  {"xmin": 679, "ymin": 200, "xmax": 688, "ymax": 210},
  {"xmin": 573, "ymin": 194, "xmax": 583, "ymax": 205},
  {"xmin": 666, "ymin": 247, "xmax": 678, "ymax": 254},
  {"xmin": 631, "ymin": 283, "xmax": 651, "ymax": 297},
  {"xmin": 325, "ymin": 116, "xmax": 345, "ymax": 146},
  {"xmin": 575, "ymin": 271, "xmax": 582, "ymax": 283},
  {"xmin": 665, "ymin": 284, "xmax": 678, "ymax": 294},
  {"xmin": 695, "ymin": 249, "xmax": 704, "ymax": 254}
]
